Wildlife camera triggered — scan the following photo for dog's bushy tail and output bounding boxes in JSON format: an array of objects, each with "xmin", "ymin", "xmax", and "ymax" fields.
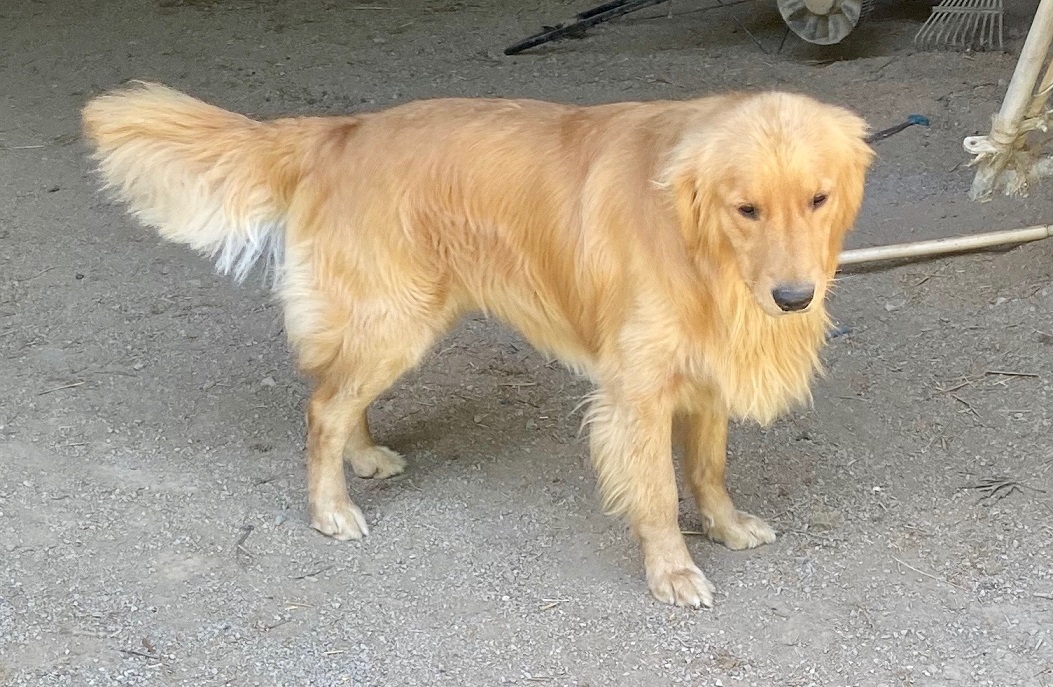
[{"xmin": 82, "ymin": 82, "xmax": 313, "ymax": 283}]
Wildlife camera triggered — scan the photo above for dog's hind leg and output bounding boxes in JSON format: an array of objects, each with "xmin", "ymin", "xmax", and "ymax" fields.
[
  {"xmin": 342, "ymin": 412, "xmax": 406, "ymax": 479},
  {"xmin": 588, "ymin": 389, "xmax": 715, "ymax": 608},
  {"xmin": 298, "ymin": 304, "xmax": 453, "ymax": 541},
  {"xmin": 306, "ymin": 379, "xmax": 377, "ymax": 541},
  {"xmin": 676, "ymin": 397, "xmax": 776, "ymax": 551}
]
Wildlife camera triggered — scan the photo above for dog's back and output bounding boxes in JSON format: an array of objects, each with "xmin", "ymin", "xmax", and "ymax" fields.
[{"xmin": 83, "ymin": 84, "xmax": 723, "ymax": 368}]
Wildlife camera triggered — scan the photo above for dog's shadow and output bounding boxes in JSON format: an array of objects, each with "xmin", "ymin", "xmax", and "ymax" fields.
[{"xmin": 360, "ymin": 384, "xmax": 589, "ymax": 496}]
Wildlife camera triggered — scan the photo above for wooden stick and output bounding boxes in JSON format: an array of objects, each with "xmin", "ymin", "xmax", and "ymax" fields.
[
  {"xmin": 891, "ymin": 555, "xmax": 967, "ymax": 591},
  {"xmin": 839, "ymin": 225, "xmax": 1053, "ymax": 267},
  {"xmin": 38, "ymin": 381, "xmax": 85, "ymax": 396}
]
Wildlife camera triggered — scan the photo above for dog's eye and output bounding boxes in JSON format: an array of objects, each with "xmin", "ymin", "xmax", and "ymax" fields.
[
  {"xmin": 812, "ymin": 193, "xmax": 828, "ymax": 209},
  {"xmin": 737, "ymin": 204, "xmax": 758, "ymax": 219}
]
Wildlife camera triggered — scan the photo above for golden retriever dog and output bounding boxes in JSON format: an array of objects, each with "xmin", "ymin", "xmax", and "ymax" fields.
[{"xmin": 82, "ymin": 82, "xmax": 872, "ymax": 607}]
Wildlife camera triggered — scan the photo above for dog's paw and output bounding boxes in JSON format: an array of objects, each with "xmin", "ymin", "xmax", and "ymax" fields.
[
  {"xmin": 311, "ymin": 499, "xmax": 370, "ymax": 540},
  {"xmin": 347, "ymin": 445, "xmax": 405, "ymax": 479},
  {"xmin": 706, "ymin": 510, "xmax": 776, "ymax": 550},
  {"xmin": 647, "ymin": 563, "xmax": 715, "ymax": 608}
]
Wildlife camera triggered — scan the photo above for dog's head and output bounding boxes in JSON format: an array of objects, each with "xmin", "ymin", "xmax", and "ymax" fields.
[{"xmin": 668, "ymin": 92, "xmax": 874, "ymax": 317}]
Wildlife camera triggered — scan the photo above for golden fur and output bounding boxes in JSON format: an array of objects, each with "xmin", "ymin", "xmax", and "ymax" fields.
[{"xmin": 82, "ymin": 82, "xmax": 873, "ymax": 607}]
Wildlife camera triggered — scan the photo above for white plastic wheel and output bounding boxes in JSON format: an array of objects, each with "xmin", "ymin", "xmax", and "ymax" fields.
[{"xmin": 777, "ymin": 0, "xmax": 875, "ymax": 45}]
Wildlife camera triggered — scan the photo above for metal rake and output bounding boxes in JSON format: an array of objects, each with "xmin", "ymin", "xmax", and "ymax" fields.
[{"xmin": 915, "ymin": 0, "xmax": 1004, "ymax": 52}]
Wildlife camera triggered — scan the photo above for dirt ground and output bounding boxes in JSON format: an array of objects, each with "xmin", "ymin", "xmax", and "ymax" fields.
[{"xmin": 2, "ymin": 0, "xmax": 1053, "ymax": 685}]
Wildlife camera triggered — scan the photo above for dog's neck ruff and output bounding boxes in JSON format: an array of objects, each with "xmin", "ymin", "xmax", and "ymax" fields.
[{"xmin": 707, "ymin": 283, "xmax": 829, "ymax": 425}]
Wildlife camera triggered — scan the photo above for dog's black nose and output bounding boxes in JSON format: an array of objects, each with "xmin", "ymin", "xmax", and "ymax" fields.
[{"xmin": 771, "ymin": 284, "xmax": 815, "ymax": 312}]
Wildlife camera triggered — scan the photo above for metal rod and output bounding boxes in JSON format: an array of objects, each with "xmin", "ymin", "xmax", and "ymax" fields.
[{"xmin": 838, "ymin": 225, "xmax": 1053, "ymax": 266}]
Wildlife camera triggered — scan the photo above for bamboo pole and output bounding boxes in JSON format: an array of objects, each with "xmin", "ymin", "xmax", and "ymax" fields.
[
  {"xmin": 990, "ymin": 0, "xmax": 1053, "ymax": 133},
  {"xmin": 1026, "ymin": 47, "xmax": 1053, "ymax": 120},
  {"xmin": 838, "ymin": 224, "xmax": 1053, "ymax": 267},
  {"xmin": 968, "ymin": 0, "xmax": 1053, "ymax": 200}
]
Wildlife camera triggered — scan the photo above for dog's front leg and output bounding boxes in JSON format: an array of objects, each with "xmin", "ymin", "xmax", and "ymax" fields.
[
  {"xmin": 589, "ymin": 389, "xmax": 715, "ymax": 608},
  {"xmin": 676, "ymin": 398, "xmax": 776, "ymax": 551}
]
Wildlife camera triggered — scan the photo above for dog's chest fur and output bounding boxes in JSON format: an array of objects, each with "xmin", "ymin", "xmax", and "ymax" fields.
[{"xmin": 692, "ymin": 286, "xmax": 830, "ymax": 425}]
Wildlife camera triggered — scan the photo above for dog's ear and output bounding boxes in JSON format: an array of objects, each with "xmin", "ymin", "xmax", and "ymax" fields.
[
  {"xmin": 661, "ymin": 135, "xmax": 722, "ymax": 256},
  {"xmin": 842, "ymin": 110, "xmax": 876, "ymax": 168},
  {"xmin": 671, "ymin": 171, "xmax": 703, "ymax": 252},
  {"xmin": 820, "ymin": 107, "xmax": 875, "ymax": 270},
  {"xmin": 829, "ymin": 106, "xmax": 875, "ymax": 227},
  {"xmin": 661, "ymin": 157, "xmax": 734, "ymax": 295},
  {"xmin": 833, "ymin": 106, "xmax": 876, "ymax": 182}
]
